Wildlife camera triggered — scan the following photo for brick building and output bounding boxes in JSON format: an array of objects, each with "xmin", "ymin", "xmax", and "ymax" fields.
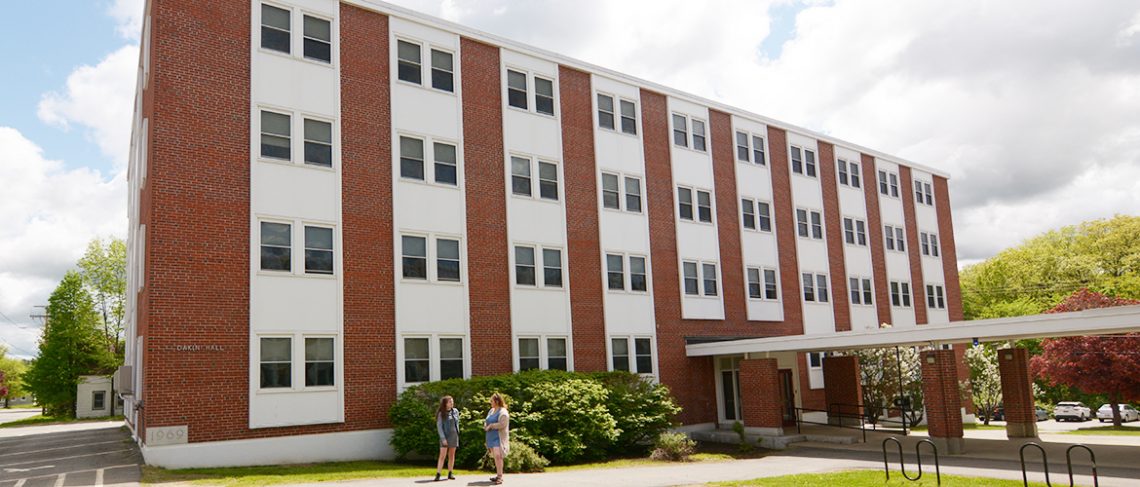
[{"xmin": 121, "ymin": 0, "xmax": 965, "ymax": 467}]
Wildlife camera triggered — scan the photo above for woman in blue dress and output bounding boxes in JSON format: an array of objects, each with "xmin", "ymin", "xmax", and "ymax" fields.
[
  {"xmin": 434, "ymin": 395, "xmax": 459, "ymax": 482},
  {"xmin": 483, "ymin": 393, "xmax": 510, "ymax": 485}
]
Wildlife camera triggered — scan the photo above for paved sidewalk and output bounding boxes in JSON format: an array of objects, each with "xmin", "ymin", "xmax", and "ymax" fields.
[{"xmin": 0, "ymin": 421, "xmax": 141, "ymax": 487}]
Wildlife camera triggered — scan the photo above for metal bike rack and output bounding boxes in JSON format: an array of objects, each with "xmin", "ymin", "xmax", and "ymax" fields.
[
  {"xmin": 882, "ymin": 437, "xmax": 941, "ymax": 486},
  {"xmin": 1020, "ymin": 442, "xmax": 1099, "ymax": 487}
]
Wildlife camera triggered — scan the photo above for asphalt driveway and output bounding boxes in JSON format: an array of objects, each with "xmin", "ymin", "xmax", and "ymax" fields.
[{"xmin": 0, "ymin": 421, "xmax": 140, "ymax": 487}]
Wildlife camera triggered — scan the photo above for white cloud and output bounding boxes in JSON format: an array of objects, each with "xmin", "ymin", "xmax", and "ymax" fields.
[
  {"xmin": 0, "ymin": 127, "xmax": 127, "ymax": 359},
  {"xmin": 108, "ymin": 0, "xmax": 146, "ymax": 40},
  {"xmin": 37, "ymin": 44, "xmax": 139, "ymax": 169}
]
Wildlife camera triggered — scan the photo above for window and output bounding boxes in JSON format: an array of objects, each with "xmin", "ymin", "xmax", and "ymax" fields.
[
  {"xmin": 624, "ymin": 177, "xmax": 642, "ymax": 212},
  {"xmin": 619, "ymin": 99, "xmax": 637, "ymax": 134},
  {"xmin": 402, "ymin": 236, "xmax": 427, "ymax": 279},
  {"xmin": 434, "ymin": 142, "xmax": 458, "ymax": 186},
  {"xmin": 677, "ymin": 187, "xmax": 693, "ymax": 220},
  {"xmin": 849, "ymin": 277, "xmax": 873, "ymax": 305},
  {"xmin": 260, "ymin": 222, "xmax": 292, "ymax": 271},
  {"xmin": 741, "ymin": 198, "xmax": 776, "ymax": 233},
  {"xmin": 304, "ymin": 226, "xmax": 334, "ymax": 275},
  {"xmin": 543, "ymin": 248, "xmax": 563, "ymax": 287},
  {"xmin": 515, "ymin": 246, "xmax": 536, "ymax": 286},
  {"xmin": 547, "ymin": 338, "xmax": 568, "ymax": 370},
  {"xmin": 598, "ymin": 95, "xmax": 638, "ymax": 133},
  {"xmin": 742, "ymin": 199, "xmax": 756, "ymax": 230},
  {"xmin": 439, "ymin": 338, "xmax": 464, "ymax": 379},
  {"xmin": 538, "ymin": 161, "xmax": 559, "ymax": 200},
  {"xmin": 597, "ymin": 94, "xmax": 615, "ymax": 130},
  {"xmin": 920, "ymin": 232, "xmax": 940, "ymax": 257},
  {"xmin": 838, "ymin": 159, "xmax": 861, "ymax": 188},
  {"xmin": 261, "ymin": 4, "xmax": 291, "ymax": 54},
  {"xmin": 535, "ymin": 76, "xmax": 555, "ymax": 116},
  {"xmin": 602, "ymin": 173, "xmax": 620, "ymax": 209},
  {"xmin": 796, "ymin": 209, "xmax": 823, "ymax": 239},
  {"xmin": 612, "ymin": 338, "xmax": 630, "ymax": 371},
  {"xmin": 747, "ymin": 267, "xmax": 779, "ymax": 300},
  {"xmin": 843, "ymin": 218, "xmax": 867, "ymax": 246},
  {"xmin": 629, "ymin": 256, "xmax": 647, "ymax": 292},
  {"xmin": 304, "ymin": 337, "xmax": 334, "ymax": 386},
  {"xmin": 802, "ymin": 273, "xmax": 829, "ymax": 303},
  {"xmin": 611, "ymin": 337, "xmax": 653, "ymax": 374},
  {"xmin": 93, "ymin": 390, "xmax": 106, "ymax": 410},
  {"xmin": 692, "ymin": 119, "xmax": 707, "ymax": 152},
  {"xmin": 735, "ymin": 131, "xmax": 766, "ymax": 165},
  {"xmin": 672, "ymin": 114, "xmax": 688, "ymax": 147},
  {"xmin": 260, "ymin": 337, "xmax": 292, "ymax": 388},
  {"xmin": 302, "ymin": 15, "xmax": 331, "ymax": 63},
  {"xmin": 404, "ymin": 337, "xmax": 430, "ymax": 383},
  {"xmin": 507, "ymin": 69, "xmax": 527, "ymax": 109},
  {"xmin": 635, "ymin": 338, "xmax": 653, "ymax": 373},
  {"xmin": 437, "ymin": 239, "xmax": 460, "ymax": 282},
  {"xmin": 890, "ymin": 281, "xmax": 912, "ymax": 307},
  {"xmin": 399, "ymin": 136, "xmax": 424, "ymax": 180},
  {"xmin": 519, "ymin": 338, "xmax": 540, "ymax": 371},
  {"xmin": 702, "ymin": 263, "xmax": 718, "ymax": 296},
  {"xmin": 260, "ymin": 110, "xmax": 291, "ymax": 160},
  {"xmin": 397, "ymin": 40, "xmax": 422, "ymax": 84},
  {"xmin": 303, "ymin": 119, "xmax": 332, "ymax": 167},
  {"xmin": 696, "ymin": 190, "xmax": 712, "ymax": 223},
  {"xmin": 431, "ymin": 49, "xmax": 454, "ymax": 92},
  {"xmin": 791, "ymin": 146, "xmax": 817, "ymax": 177},
  {"xmin": 914, "ymin": 179, "xmax": 934, "ymax": 206},
  {"xmin": 878, "ymin": 170, "xmax": 899, "ymax": 197},
  {"xmin": 884, "ymin": 225, "xmax": 906, "ymax": 252},
  {"xmin": 511, "ymin": 156, "xmax": 531, "ymax": 196},
  {"xmin": 606, "ymin": 253, "xmax": 624, "ymax": 290},
  {"xmin": 682, "ymin": 261, "xmax": 699, "ymax": 295},
  {"xmin": 926, "ymin": 285, "xmax": 946, "ymax": 310}
]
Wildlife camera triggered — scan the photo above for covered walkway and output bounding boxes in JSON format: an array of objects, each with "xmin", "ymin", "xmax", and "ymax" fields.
[{"xmin": 685, "ymin": 305, "xmax": 1140, "ymax": 454}]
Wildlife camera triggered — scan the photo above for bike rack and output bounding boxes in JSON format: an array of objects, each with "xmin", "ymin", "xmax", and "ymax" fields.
[
  {"xmin": 1020, "ymin": 442, "xmax": 1099, "ymax": 487},
  {"xmin": 882, "ymin": 437, "xmax": 941, "ymax": 486}
]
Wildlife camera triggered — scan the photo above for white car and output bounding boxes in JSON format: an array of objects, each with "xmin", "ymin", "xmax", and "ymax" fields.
[
  {"xmin": 1096, "ymin": 404, "xmax": 1140, "ymax": 423},
  {"xmin": 1054, "ymin": 402, "xmax": 1092, "ymax": 422}
]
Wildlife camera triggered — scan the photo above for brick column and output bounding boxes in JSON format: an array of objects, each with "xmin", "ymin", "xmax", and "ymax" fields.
[
  {"xmin": 823, "ymin": 355, "xmax": 862, "ymax": 425},
  {"xmin": 998, "ymin": 348, "xmax": 1038, "ymax": 438},
  {"xmin": 740, "ymin": 358, "xmax": 783, "ymax": 435},
  {"xmin": 920, "ymin": 349, "xmax": 964, "ymax": 454}
]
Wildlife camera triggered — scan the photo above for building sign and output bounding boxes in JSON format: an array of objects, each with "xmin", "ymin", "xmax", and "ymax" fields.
[
  {"xmin": 172, "ymin": 344, "xmax": 225, "ymax": 352},
  {"xmin": 147, "ymin": 425, "xmax": 188, "ymax": 446}
]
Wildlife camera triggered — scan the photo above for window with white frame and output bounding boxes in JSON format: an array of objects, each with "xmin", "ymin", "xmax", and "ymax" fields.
[
  {"xmin": 807, "ymin": 352, "xmax": 827, "ymax": 389},
  {"xmin": 741, "ymin": 198, "xmax": 772, "ymax": 232},
  {"xmin": 702, "ymin": 263, "xmax": 719, "ymax": 296},
  {"xmin": 672, "ymin": 113, "xmax": 706, "ymax": 151},
  {"xmin": 430, "ymin": 49, "xmax": 454, "ymax": 92},
  {"xmin": 260, "ymin": 110, "xmax": 337, "ymax": 168},
  {"xmin": 790, "ymin": 145, "xmax": 817, "ymax": 177},
  {"xmin": 884, "ymin": 225, "xmax": 906, "ymax": 252},
  {"xmin": 890, "ymin": 281, "xmax": 912, "ymax": 307},
  {"xmin": 517, "ymin": 336, "xmax": 569, "ymax": 371},
  {"xmin": 260, "ymin": 4, "xmax": 333, "ymax": 65},
  {"xmin": 260, "ymin": 110, "xmax": 291, "ymax": 161},
  {"xmin": 547, "ymin": 337, "xmax": 568, "ymax": 370},
  {"xmin": 849, "ymin": 277, "xmax": 873, "ymax": 305},
  {"xmin": 439, "ymin": 337, "xmax": 464, "ymax": 379},
  {"xmin": 261, "ymin": 4, "xmax": 291, "ymax": 54},
  {"xmin": 677, "ymin": 186, "xmax": 713, "ymax": 223},
  {"xmin": 515, "ymin": 245, "xmax": 536, "ymax": 286},
  {"xmin": 303, "ymin": 119, "xmax": 333, "ymax": 167},
  {"xmin": 611, "ymin": 337, "xmax": 653, "ymax": 374},
  {"xmin": 403, "ymin": 337, "xmax": 430, "ymax": 383},
  {"xmin": 878, "ymin": 170, "xmax": 900, "ymax": 198},
  {"xmin": 401, "ymin": 234, "xmax": 462, "ymax": 282},
  {"xmin": 511, "ymin": 156, "xmax": 559, "ymax": 201},
  {"xmin": 259, "ymin": 335, "xmax": 340, "ymax": 390},
  {"xmin": 837, "ymin": 159, "xmax": 861, "ymax": 188},
  {"xmin": 914, "ymin": 179, "xmax": 934, "ymax": 206},
  {"xmin": 302, "ymin": 15, "xmax": 331, "ymax": 63},
  {"xmin": 681, "ymin": 260, "xmax": 718, "ymax": 296},
  {"xmin": 746, "ymin": 267, "xmax": 779, "ymax": 300},
  {"xmin": 518, "ymin": 337, "xmax": 540, "ymax": 370},
  {"xmin": 396, "ymin": 39, "xmax": 455, "ymax": 92},
  {"xmin": 399, "ymin": 136, "xmax": 460, "ymax": 186},
  {"xmin": 843, "ymin": 217, "xmax": 867, "ymax": 246},
  {"xmin": 401, "ymin": 235, "xmax": 427, "ymax": 280},
  {"xmin": 682, "ymin": 261, "xmax": 699, "ymax": 295},
  {"xmin": 606, "ymin": 253, "xmax": 624, "ymax": 291},
  {"xmin": 303, "ymin": 226, "xmax": 334, "ymax": 275},
  {"xmin": 260, "ymin": 336, "xmax": 292, "ymax": 388},
  {"xmin": 260, "ymin": 220, "xmax": 336, "ymax": 276},
  {"xmin": 93, "ymin": 390, "xmax": 106, "ymax": 410},
  {"xmin": 304, "ymin": 337, "xmax": 334, "ymax": 386},
  {"xmin": 403, "ymin": 336, "xmax": 466, "ymax": 384},
  {"xmin": 624, "ymin": 176, "xmax": 642, "ymax": 212},
  {"xmin": 920, "ymin": 232, "xmax": 940, "ymax": 257},
  {"xmin": 260, "ymin": 221, "xmax": 292, "ymax": 272},
  {"xmin": 926, "ymin": 284, "xmax": 946, "ymax": 310},
  {"xmin": 399, "ymin": 136, "xmax": 425, "ymax": 181},
  {"xmin": 606, "ymin": 254, "xmax": 648, "ymax": 292},
  {"xmin": 433, "ymin": 141, "xmax": 458, "ymax": 186},
  {"xmin": 601, "ymin": 173, "xmax": 620, "ymax": 210},
  {"xmin": 735, "ymin": 131, "xmax": 766, "ymax": 165},
  {"xmin": 397, "ymin": 40, "xmax": 422, "ymax": 84},
  {"xmin": 514, "ymin": 244, "xmax": 562, "ymax": 288},
  {"xmin": 437, "ymin": 238, "xmax": 461, "ymax": 282},
  {"xmin": 597, "ymin": 94, "xmax": 637, "ymax": 135},
  {"xmin": 506, "ymin": 69, "xmax": 555, "ymax": 115},
  {"xmin": 796, "ymin": 209, "xmax": 823, "ymax": 239},
  {"xmin": 542, "ymin": 248, "xmax": 563, "ymax": 287},
  {"xmin": 802, "ymin": 273, "xmax": 830, "ymax": 303}
]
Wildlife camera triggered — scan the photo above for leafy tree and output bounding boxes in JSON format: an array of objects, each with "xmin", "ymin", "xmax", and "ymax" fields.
[
  {"xmin": 849, "ymin": 335, "xmax": 925, "ymax": 427},
  {"xmin": 77, "ymin": 237, "xmax": 127, "ymax": 358},
  {"xmin": 0, "ymin": 348, "xmax": 30, "ymax": 408},
  {"xmin": 1030, "ymin": 289, "xmax": 1140, "ymax": 427},
  {"xmin": 960, "ymin": 344, "xmax": 1002, "ymax": 425},
  {"xmin": 24, "ymin": 272, "xmax": 117, "ymax": 417}
]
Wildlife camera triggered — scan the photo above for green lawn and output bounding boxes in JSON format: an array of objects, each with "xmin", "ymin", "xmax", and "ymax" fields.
[
  {"xmin": 909, "ymin": 423, "xmax": 1005, "ymax": 432},
  {"xmin": 709, "ymin": 469, "xmax": 1051, "ymax": 486},
  {"xmin": 4, "ymin": 403, "xmax": 41, "ymax": 409},
  {"xmin": 0, "ymin": 414, "xmax": 124, "ymax": 428},
  {"xmin": 1060, "ymin": 425, "xmax": 1140, "ymax": 436}
]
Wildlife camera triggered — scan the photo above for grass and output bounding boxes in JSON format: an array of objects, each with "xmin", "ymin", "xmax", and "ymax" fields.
[
  {"xmin": 3, "ymin": 403, "xmax": 41, "ymax": 409},
  {"xmin": 0, "ymin": 414, "xmax": 124, "ymax": 428},
  {"xmin": 909, "ymin": 423, "xmax": 1005, "ymax": 432},
  {"xmin": 1060, "ymin": 425, "xmax": 1140, "ymax": 436},
  {"xmin": 709, "ymin": 469, "xmax": 1051, "ymax": 486}
]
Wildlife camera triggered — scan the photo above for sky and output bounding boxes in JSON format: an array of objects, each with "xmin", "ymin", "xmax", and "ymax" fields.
[{"xmin": 1, "ymin": 0, "xmax": 1139, "ymax": 359}]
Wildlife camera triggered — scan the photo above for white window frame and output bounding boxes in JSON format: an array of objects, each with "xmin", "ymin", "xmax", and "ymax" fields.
[
  {"xmin": 400, "ymin": 334, "xmax": 469, "ymax": 387},
  {"xmin": 509, "ymin": 154, "xmax": 562, "ymax": 203},
  {"xmin": 849, "ymin": 276, "xmax": 874, "ymax": 306},
  {"xmin": 878, "ymin": 170, "xmax": 900, "ymax": 198},
  {"xmin": 394, "ymin": 36, "xmax": 457, "ymax": 95},
  {"xmin": 596, "ymin": 92, "xmax": 638, "ymax": 135},
  {"xmin": 400, "ymin": 232, "xmax": 464, "ymax": 284},
  {"xmin": 843, "ymin": 217, "xmax": 867, "ymax": 246},
  {"xmin": 837, "ymin": 158, "xmax": 861, "ymax": 188},
  {"xmin": 884, "ymin": 225, "xmax": 906, "ymax": 252},
  {"xmin": 258, "ymin": 217, "xmax": 338, "ymax": 278},
  {"xmin": 740, "ymin": 198, "xmax": 773, "ymax": 233},
  {"xmin": 600, "ymin": 171, "xmax": 643, "ymax": 213},
  {"xmin": 735, "ymin": 130, "xmax": 767, "ymax": 165},
  {"xmin": 801, "ymin": 272, "xmax": 830, "ymax": 303},
  {"xmin": 745, "ymin": 266, "xmax": 780, "ymax": 301},
  {"xmin": 796, "ymin": 208, "xmax": 824, "ymax": 240},
  {"xmin": 505, "ymin": 67, "xmax": 557, "ymax": 117},
  {"xmin": 605, "ymin": 252, "xmax": 650, "ymax": 293},
  {"xmin": 914, "ymin": 179, "xmax": 934, "ymax": 206},
  {"xmin": 513, "ymin": 243, "xmax": 564, "ymax": 289},
  {"xmin": 609, "ymin": 335, "xmax": 656, "ymax": 375},
  {"xmin": 515, "ymin": 335, "xmax": 573, "ymax": 372},
  {"xmin": 807, "ymin": 352, "xmax": 827, "ymax": 389},
  {"xmin": 671, "ymin": 112, "xmax": 707, "ymax": 152},
  {"xmin": 397, "ymin": 132, "xmax": 461, "ymax": 187},
  {"xmin": 676, "ymin": 185, "xmax": 714, "ymax": 224},
  {"xmin": 890, "ymin": 280, "xmax": 913, "ymax": 308},
  {"xmin": 926, "ymin": 284, "xmax": 947, "ymax": 310},
  {"xmin": 257, "ymin": 106, "xmax": 338, "ymax": 170},
  {"xmin": 789, "ymin": 145, "xmax": 818, "ymax": 178},
  {"xmin": 257, "ymin": 2, "xmax": 337, "ymax": 68},
  {"xmin": 920, "ymin": 231, "xmax": 941, "ymax": 257},
  {"xmin": 256, "ymin": 332, "xmax": 341, "ymax": 392},
  {"xmin": 681, "ymin": 260, "xmax": 720, "ymax": 298}
]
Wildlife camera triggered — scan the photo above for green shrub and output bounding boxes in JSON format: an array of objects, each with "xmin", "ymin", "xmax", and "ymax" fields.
[
  {"xmin": 649, "ymin": 432, "xmax": 695, "ymax": 461},
  {"xmin": 478, "ymin": 441, "xmax": 549, "ymax": 473},
  {"xmin": 389, "ymin": 370, "xmax": 680, "ymax": 466}
]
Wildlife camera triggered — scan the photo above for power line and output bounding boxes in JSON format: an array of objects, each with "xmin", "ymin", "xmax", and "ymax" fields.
[{"xmin": 0, "ymin": 336, "xmax": 37, "ymax": 358}]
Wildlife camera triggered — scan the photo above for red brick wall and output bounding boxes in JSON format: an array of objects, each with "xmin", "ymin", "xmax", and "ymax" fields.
[
  {"xmin": 817, "ymin": 142, "xmax": 850, "ymax": 332},
  {"xmin": 933, "ymin": 176, "xmax": 964, "ymax": 321},
  {"xmin": 709, "ymin": 109, "xmax": 746, "ymax": 324},
  {"xmin": 768, "ymin": 127, "xmax": 805, "ymax": 331},
  {"xmin": 461, "ymin": 38, "xmax": 514, "ymax": 375},
  {"xmin": 998, "ymin": 348, "xmax": 1035, "ymax": 424},
  {"xmin": 740, "ymin": 358, "xmax": 782, "ymax": 429},
  {"xmin": 798, "ymin": 353, "xmax": 826, "ymax": 411},
  {"xmin": 823, "ymin": 355, "xmax": 862, "ymax": 416},
  {"xmin": 898, "ymin": 166, "xmax": 928, "ymax": 324},
  {"xmin": 559, "ymin": 66, "xmax": 606, "ymax": 372},
  {"xmin": 860, "ymin": 154, "xmax": 891, "ymax": 326},
  {"xmin": 340, "ymin": 3, "xmax": 395, "ymax": 429},
  {"xmin": 920, "ymin": 349, "xmax": 963, "ymax": 439}
]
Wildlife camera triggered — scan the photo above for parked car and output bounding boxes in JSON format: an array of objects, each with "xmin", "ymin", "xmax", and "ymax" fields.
[
  {"xmin": 1096, "ymin": 404, "xmax": 1140, "ymax": 423},
  {"xmin": 1036, "ymin": 406, "xmax": 1050, "ymax": 422},
  {"xmin": 1054, "ymin": 401, "xmax": 1092, "ymax": 422},
  {"xmin": 981, "ymin": 405, "xmax": 1047, "ymax": 422}
]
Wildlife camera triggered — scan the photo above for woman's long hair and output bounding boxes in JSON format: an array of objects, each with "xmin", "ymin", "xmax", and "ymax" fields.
[
  {"xmin": 437, "ymin": 395, "xmax": 453, "ymax": 419},
  {"xmin": 491, "ymin": 393, "xmax": 507, "ymax": 410}
]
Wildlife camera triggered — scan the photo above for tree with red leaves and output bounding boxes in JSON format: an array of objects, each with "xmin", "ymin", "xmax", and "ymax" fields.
[{"xmin": 1030, "ymin": 289, "xmax": 1140, "ymax": 427}]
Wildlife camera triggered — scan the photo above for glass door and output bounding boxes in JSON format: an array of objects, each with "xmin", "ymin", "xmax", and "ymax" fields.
[{"xmin": 717, "ymin": 356, "xmax": 742, "ymax": 423}]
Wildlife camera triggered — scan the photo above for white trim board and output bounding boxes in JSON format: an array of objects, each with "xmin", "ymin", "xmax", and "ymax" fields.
[{"xmin": 141, "ymin": 428, "xmax": 395, "ymax": 468}]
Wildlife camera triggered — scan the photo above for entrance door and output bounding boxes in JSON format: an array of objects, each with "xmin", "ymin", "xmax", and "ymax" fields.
[
  {"xmin": 717, "ymin": 357, "xmax": 742, "ymax": 423},
  {"xmin": 779, "ymin": 369, "xmax": 796, "ymax": 427}
]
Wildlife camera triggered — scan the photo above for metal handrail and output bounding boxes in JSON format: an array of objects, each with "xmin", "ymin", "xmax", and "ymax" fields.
[
  {"xmin": 1020, "ymin": 443, "xmax": 1052, "ymax": 486},
  {"xmin": 882, "ymin": 437, "xmax": 941, "ymax": 486},
  {"xmin": 1066, "ymin": 444, "xmax": 1098, "ymax": 487},
  {"xmin": 830, "ymin": 402, "xmax": 911, "ymax": 436},
  {"xmin": 792, "ymin": 406, "xmax": 867, "ymax": 442}
]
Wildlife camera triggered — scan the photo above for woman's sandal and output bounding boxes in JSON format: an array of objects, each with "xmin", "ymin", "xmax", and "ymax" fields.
[{"xmin": 492, "ymin": 477, "xmax": 503, "ymax": 485}]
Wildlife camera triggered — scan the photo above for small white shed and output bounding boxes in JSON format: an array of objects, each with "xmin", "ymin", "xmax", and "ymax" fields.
[{"xmin": 76, "ymin": 375, "xmax": 114, "ymax": 419}]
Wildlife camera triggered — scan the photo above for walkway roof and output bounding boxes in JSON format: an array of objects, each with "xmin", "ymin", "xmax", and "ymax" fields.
[{"xmin": 685, "ymin": 305, "xmax": 1140, "ymax": 357}]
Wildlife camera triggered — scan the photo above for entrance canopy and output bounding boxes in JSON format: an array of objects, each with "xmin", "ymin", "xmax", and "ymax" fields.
[{"xmin": 686, "ymin": 305, "xmax": 1140, "ymax": 357}]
